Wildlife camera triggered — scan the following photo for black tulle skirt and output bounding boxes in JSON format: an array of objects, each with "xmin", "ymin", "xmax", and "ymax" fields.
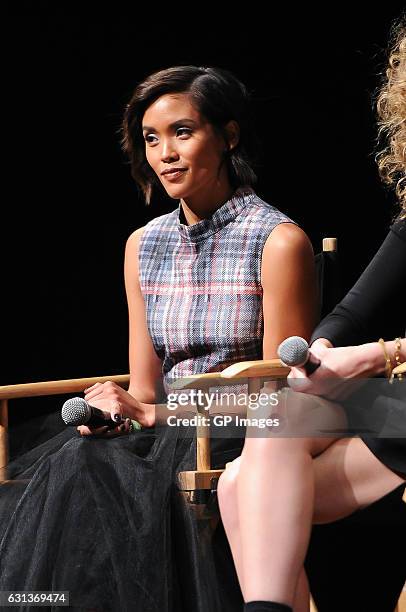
[
  {"xmin": 0, "ymin": 412, "xmax": 244, "ymax": 612},
  {"xmin": 1, "ymin": 389, "xmax": 406, "ymax": 612}
]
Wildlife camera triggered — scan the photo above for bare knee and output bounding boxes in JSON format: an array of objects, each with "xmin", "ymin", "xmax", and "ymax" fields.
[
  {"xmin": 242, "ymin": 435, "xmax": 337, "ymax": 461},
  {"xmin": 218, "ymin": 458, "xmax": 240, "ymax": 522}
]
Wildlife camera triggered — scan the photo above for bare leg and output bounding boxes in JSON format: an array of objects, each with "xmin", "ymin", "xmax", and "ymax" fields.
[
  {"xmin": 293, "ymin": 569, "xmax": 310, "ymax": 612},
  {"xmin": 218, "ymin": 389, "xmax": 345, "ymax": 607},
  {"xmin": 218, "ymin": 457, "xmax": 245, "ymax": 590},
  {"xmin": 312, "ymin": 437, "xmax": 405, "ymax": 523},
  {"xmin": 218, "ymin": 459, "xmax": 310, "ymax": 612},
  {"xmin": 237, "ymin": 436, "xmax": 336, "ymax": 605},
  {"xmin": 219, "ymin": 436, "xmax": 405, "ymax": 606},
  {"xmin": 220, "ymin": 394, "xmax": 403, "ymax": 607}
]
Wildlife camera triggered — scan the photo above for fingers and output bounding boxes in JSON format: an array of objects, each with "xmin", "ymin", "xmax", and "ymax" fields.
[
  {"xmin": 309, "ymin": 341, "xmax": 330, "ymax": 360},
  {"xmin": 84, "ymin": 382, "xmax": 104, "ymax": 401},
  {"xmin": 77, "ymin": 424, "xmax": 109, "ymax": 436},
  {"xmin": 288, "ymin": 366, "xmax": 308, "ymax": 380},
  {"xmin": 77, "ymin": 418, "xmax": 133, "ymax": 438},
  {"xmin": 311, "ymin": 337, "xmax": 334, "ymax": 350},
  {"xmin": 110, "ymin": 403, "xmax": 123, "ymax": 423},
  {"xmin": 287, "ymin": 371, "xmax": 314, "ymax": 393},
  {"xmin": 82, "ymin": 383, "xmax": 123, "ymax": 421},
  {"xmin": 103, "ymin": 419, "xmax": 132, "ymax": 438},
  {"xmin": 83, "ymin": 382, "xmax": 103, "ymax": 393},
  {"xmin": 84, "ymin": 381, "xmax": 104, "ymax": 391}
]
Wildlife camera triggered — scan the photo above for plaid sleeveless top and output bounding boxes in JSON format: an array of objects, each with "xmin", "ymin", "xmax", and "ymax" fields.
[{"xmin": 138, "ymin": 187, "xmax": 294, "ymax": 388}]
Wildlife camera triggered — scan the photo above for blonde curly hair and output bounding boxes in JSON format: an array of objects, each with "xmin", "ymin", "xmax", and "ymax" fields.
[{"xmin": 376, "ymin": 15, "xmax": 406, "ymax": 219}]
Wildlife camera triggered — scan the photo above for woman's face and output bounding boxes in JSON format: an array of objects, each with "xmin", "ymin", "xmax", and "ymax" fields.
[{"xmin": 142, "ymin": 93, "xmax": 231, "ymax": 202}]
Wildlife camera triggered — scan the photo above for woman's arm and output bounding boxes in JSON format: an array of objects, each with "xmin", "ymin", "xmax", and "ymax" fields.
[
  {"xmin": 261, "ymin": 222, "xmax": 318, "ymax": 359},
  {"xmin": 124, "ymin": 227, "xmax": 164, "ymax": 404},
  {"xmin": 312, "ymin": 221, "xmax": 406, "ymax": 347},
  {"xmin": 78, "ymin": 228, "xmax": 164, "ymax": 434},
  {"xmin": 289, "ymin": 219, "xmax": 406, "ymax": 398},
  {"xmin": 288, "ymin": 337, "xmax": 406, "ymax": 398}
]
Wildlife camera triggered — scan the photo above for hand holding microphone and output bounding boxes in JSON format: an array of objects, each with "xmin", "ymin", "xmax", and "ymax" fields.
[
  {"xmin": 61, "ymin": 381, "xmax": 142, "ymax": 437},
  {"xmin": 278, "ymin": 335, "xmax": 333, "ymax": 396},
  {"xmin": 278, "ymin": 336, "xmax": 371, "ymax": 399},
  {"xmin": 62, "ymin": 396, "xmax": 117, "ymax": 428},
  {"xmin": 277, "ymin": 336, "xmax": 321, "ymax": 375},
  {"xmin": 61, "ymin": 396, "xmax": 141, "ymax": 437}
]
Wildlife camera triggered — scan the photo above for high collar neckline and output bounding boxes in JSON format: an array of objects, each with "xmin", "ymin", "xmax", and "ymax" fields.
[{"xmin": 176, "ymin": 186, "xmax": 255, "ymax": 243}]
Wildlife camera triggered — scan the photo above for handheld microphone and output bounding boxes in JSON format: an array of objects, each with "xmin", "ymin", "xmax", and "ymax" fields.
[
  {"xmin": 61, "ymin": 397, "xmax": 121, "ymax": 429},
  {"xmin": 277, "ymin": 336, "xmax": 321, "ymax": 375}
]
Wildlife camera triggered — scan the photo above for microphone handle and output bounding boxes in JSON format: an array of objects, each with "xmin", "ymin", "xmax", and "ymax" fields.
[
  {"xmin": 303, "ymin": 356, "xmax": 321, "ymax": 376},
  {"xmin": 87, "ymin": 405, "xmax": 120, "ymax": 429}
]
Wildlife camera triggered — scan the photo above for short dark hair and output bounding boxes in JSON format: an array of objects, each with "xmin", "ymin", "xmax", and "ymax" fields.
[{"xmin": 121, "ymin": 65, "xmax": 258, "ymax": 204}]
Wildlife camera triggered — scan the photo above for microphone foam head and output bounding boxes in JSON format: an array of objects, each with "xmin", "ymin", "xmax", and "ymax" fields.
[
  {"xmin": 277, "ymin": 336, "xmax": 309, "ymax": 367},
  {"xmin": 61, "ymin": 397, "xmax": 91, "ymax": 426}
]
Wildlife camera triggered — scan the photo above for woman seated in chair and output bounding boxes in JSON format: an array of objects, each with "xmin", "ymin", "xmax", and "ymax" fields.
[
  {"xmin": 217, "ymin": 18, "xmax": 406, "ymax": 612},
  {"xmin": 0, "ymin": 66, "xmax": 318, "ymax": 611}
]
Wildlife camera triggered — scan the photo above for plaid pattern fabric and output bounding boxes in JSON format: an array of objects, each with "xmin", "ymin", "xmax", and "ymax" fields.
[{"xmin": 138, "ymin": 187, "xmax": 294, "ymax": 388}]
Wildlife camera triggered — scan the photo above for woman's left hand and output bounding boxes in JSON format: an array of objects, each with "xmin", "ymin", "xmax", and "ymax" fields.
[{"xmin": 77, "ymin": 381, "xmax": 140, "ymax": 437}]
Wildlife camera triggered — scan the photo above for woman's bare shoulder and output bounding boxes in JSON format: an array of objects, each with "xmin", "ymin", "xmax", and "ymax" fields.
[
  {"xmin": 263, "ymin": 222, "xmax": 314, "ymax": 260},
  {"xmin": 126, "ymin": 226, "xmax": 146, "ymax": 248}
]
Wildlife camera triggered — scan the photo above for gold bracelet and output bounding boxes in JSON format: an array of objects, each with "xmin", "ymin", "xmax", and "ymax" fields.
[
  {"xmin": 390, "ymin": 337, "xmax": 404, "ymax": 383},
  {"xmin": 378, "ymin": 338, "xmax": 393, "ymax": 380}
]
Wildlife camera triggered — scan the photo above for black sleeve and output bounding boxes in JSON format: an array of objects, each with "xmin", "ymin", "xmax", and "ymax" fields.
[{"xmin": 311, "ymin": 218, "xmax": 406, "ymax": 347}]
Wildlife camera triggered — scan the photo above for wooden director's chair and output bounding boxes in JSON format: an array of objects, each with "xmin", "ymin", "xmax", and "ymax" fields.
[{"xmin": 172, "ymin": 236, "xmax": 343, "ymax": 497}]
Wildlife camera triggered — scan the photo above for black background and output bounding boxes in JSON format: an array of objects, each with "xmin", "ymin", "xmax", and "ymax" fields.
[
  {"xmin": 3, "ymin": 3, "xmax": 405, "ymax": 415},
  {"xmin": 2, "ymin": 7, "xmax": 405, "ymax": 608}
]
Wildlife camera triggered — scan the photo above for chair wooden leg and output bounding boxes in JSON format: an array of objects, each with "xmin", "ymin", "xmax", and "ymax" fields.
[{"xmin": 177, "ymin": 396, "xmax": 223, "ymax": 494}]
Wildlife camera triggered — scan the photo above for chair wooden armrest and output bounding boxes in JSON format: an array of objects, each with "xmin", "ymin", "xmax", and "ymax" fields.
[
  {"xmin": 0, "ymin": 374, "xmax": 130, "ymax": 479},
  {"xmin": 172, "ymin": 359, "xmax": 290, "ymax": 492}
]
